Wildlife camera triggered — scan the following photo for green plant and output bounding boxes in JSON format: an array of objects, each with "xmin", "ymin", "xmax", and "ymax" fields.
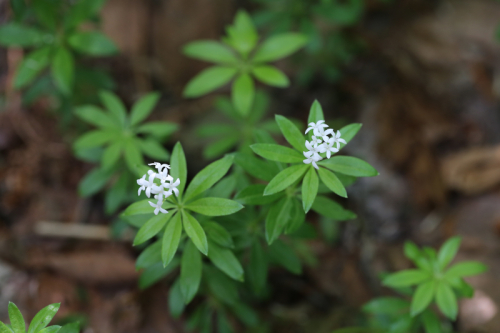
[
  {"xmin": 0, "ymin": 302, "xmax": 80, "ymax": 333},
  {"xmin": 0, "ymin": 0, "xmax": 117, "ymax": 107},
  {"xmin": 73, "ymin": 90, "xmax": 178, "ymax": 214},
  {"xmin": 332, "ymin": 237, "xmax": 488, "ymax": 333},
  {"xmin": 182, "ymin": 10, "xmax": 308, "ymax": 116}
]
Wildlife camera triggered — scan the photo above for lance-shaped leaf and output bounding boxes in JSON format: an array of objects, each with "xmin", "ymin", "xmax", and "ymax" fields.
[
  {"xmin": 51, "ymin": 47, "xmax": 74, "ymax": 95},
  {"xmin": 302, "ymin": 166, "xmax": 318, "ymax": 213},
  {"xmin": 68, "ymin": 31, "xmax": 118, "ymax": 56},
  {"xmin": 130, "ymin": 92, "xmax": 160, "ymax": 126},
  {"xmin": 338, "ymin": 123, "xmax": 362, "ymax": 150},
  {"xmin": 170, "ymin": 142, "xmax": 187, "ymax": 198},
  {"xmin": 74, "ymin": 105, "xmax": 119, "ymax": 129},
  {"xmin": 183, "ymin": 66, "xmax": 237, "ymax": 98},
  {"xmin": 275, "ymin": 115, "xmax": 305, "ymax": 152},
  {"xmin": 252, "ymin": 65, "xmax": 289, "ymax": 87},
  {"xmin": 319, "ymin": 156, "xmax": 378, "ymax": 177},
  {"xmin": 0, "ymin": 23, "xmax": 45, "ymax": 46},
  {"xmin": 137, "ymin": 138, "xmax": 170, "ymax": 160},
  {"xmin": 8, "ymin": 302, "xmax": 25, "ymax": 333},
  {"xmin": 268, "ymin": 240, "xmax": 301, "ymax": 274},
  {"xmin": 265, "ymin": 197, "xmax": 292, "ymax": 244},
  {"xmin": 180, "ymin": 240, "xmax": 202, "ymax": 303},
  {"xmin": 99, "ymin": 90, "xmax": 127, "ymax": 127},
  {"xmin": 183, "ymin": 40, "xmax": 238, "ymax": 64},
  {"xmin": 307, "ymin": 100, "xmax": 324, "ymax": 124},
  {"xmin": 139, "ymin": 259, "xmax": 179, "ymax": 290},
  {"xmin": 264, "ymin": 164, "xmax": 309, "ymax": 196},
  {"xmin": 410, "ymin": 280, "xmax": 436, "ymax": 317},
  {"xmin": 186, "ymin": 197, "xmax": 243, "ymax": 216},
  {"xmin": 182, "ymin": 211, "xmax": 208, "ymax": 255},
  {"xmin": 251, "ymin": 143, "xmax": 304, "ymax": 164},
  {"xmin": 247, "ymin": 241, "xmax": 267, "ymax": 295},
  {"xmin": 14, "ymin": 47, "xmax": 51, "ymax": 89},
  {"xmin": 205, "ymin": 222, "xmax": 234, "ymax": 248},
  {"xmin": 78, "ymin": 167, "xmax": 113, "ymax": 197},
  {"xmin": 234, "ymin": 152, "xmax": 278, "ymax": 181},
  {"xmin": 136, "ymin": 122, "xmax": 178, "ymax": 140},
  {"xmin": 133, "ymin": 212, "xmax": 174, "ymax": 246},
  {"xmin": 382, "ymin": 269, "xmax": 431, "ymax": 288},
  {"xmin": 27, "ymin": 303, "xmax": 60, "ymax": 333},
  {"xmin": 162, "ymin": 213, "xmax": 182, "ymax": 267},
  {"xmin": 136, "ymin": 240, "xmax": 161, "ymax": 269},
  {"xmin": 184, "ymin": 155, "xmax": 234, "ymax": 202},
  {"xmin": 318, "ymin": 167, "xmax": 347, "ymax": 198},
  {"xmin": 252, "ymin": 33, "xmax": 308, "ymax": 63},
  {"xmin": 437, "ymin": 236, "xmax": 461, "ymax": 270},
  {"xmin": 232, "ymin": 74, "xmax": 254, "ymax": 116},
  {"xmin": 436, "ymin": 282, "xmax": 458, "ymax": 320},
  {"xmin": 311, "ymin": 196, "xmax": 356, "ymax": 220},
  {"xmin": 124, "ymin": 138, "xmax": 144, "ymax": 174},
  {"xmin": 235, "ymin": 184, "xmax": 281, "ymax": 205},
  {"xmin": 444, "ymin": 261, "xmax": 488, "ymax": 279},
  {"xmin": 207, "ymin": 241, "xmax": 244, "ymax": 281}
]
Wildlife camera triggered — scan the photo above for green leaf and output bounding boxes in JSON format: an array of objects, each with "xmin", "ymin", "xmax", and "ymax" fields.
[
  {"xmin": 301, "ymin": 166, "xmax": 318, "ymax": 213},
  {"xmin": 122, "ymin": 199, "xmax": 174, "ymax": 217},
  {"xmin": 231, "ymin": 74, "xmax": 254, "ymax": 116},
  {"xmin": 196, "ymin": 124, "xmax": 237, "ymax": 138},
  {"xmin": 404, "ymin": 241, "xmax": 422, "ymax": 261},
  {"xmin": 436, "ymin": 282, "xmax": 458, "ymax": 320},
  {"xmin": 183, "ymin": 66, "xmax": 237, "ymax": 98},
  {"xmin": 266, "ymin": 197, "xmax": 292, "ymax": 244},
  {"xmin": 251, "ymin": 143, "xmax": 304, "ymax": 163},
  {"xmin": 234, "ymin": 184, "xmax": 281, "ymax": 205},
  {"xmin": 170, "ymin": 142, "xmax": 187, "ymax": 198},
  {"xmin": 136, "ymin": 240, "xmax": 161, "ymax": 269},
  {"xmin": 319, "ymin": 156, "xmax": 378, "ymax": 177},
  {"xmin": 10, "ymin": 0, "xmax": 28, "ymax": 21},
  {"xmin": 203, "ymin": 136, "xmax": 238, "ymax": 159},
  {"xmin": 410, "ymin": 280, "xmax": 436, "ymax": 317},
  {"xmin": 105, "ymin": 173, "xmax": 128, "ymax": 214},
  {"xmin": 38, "ymin": 325, "xmax": 62, "ymax": 333},
  {"xmin": 444, "ymin": 261, "xmax": 488, "ymax": 279},
  {"xmin": 74, "ymin": 130, "xmax": 116, "ymax": 150},
  {"xmin": 14, "ymin": 47, "xmax": 51, "ymax": 89},
  {"xmin": 247, "ymin": 241, "xmax": 267, "ymax": 295},
  {"xmin": 78, "ymin": 167, "xmax": 113, "ymax": 197},
  {"xmin": 207, "ymin": 241, "xmax": 244, "ymax": 281},
  {"xmin": 180, "ymin": 240, "xmax": 202, "ymax": 303},
  {"xmin": 133, "ymin": 212, "xmax": 174, "ymax": 246},
  {"xmin": 207, "ymin": 175, "xmax": 236, "ymax": 199},
  {"xmin": 130, "ymin": 92, "xmax": 160, "ymax": 126},
  {"xmin": 437, "ymin": 236, "xmax": 461, "ymax": 270},
  {"xmin": 101, "ymin": 141, "xmax": 122, "ymax": 170},
  {"xmin": 307, "ymin": 100, "xmax": 324, "ymax": 124},
  {"xmin": 382, "ymin": 269, "xmax": 431, "ymax": 288},
  {"xmin": 0, "ymin": 23, "xmax": 45, "ymax": 47},
  {"xmin": 318, "ymin": 167, "xmax": 347, "ymax": 198},
  {"xmin": 182, "ymin": 211, "xmax": 208, "ymax": 255},
  {"xmin": 168, "ymin": 279, "xmax": 185, "ymax": 318},
  {"xmin": 32, "ymin": 0, "xmax": 58, "ymax": 29},
  {"xmin": 162, "ymin": 212, "xmax": 182, "ymax": 267},
  {"xmin": 311, "ymin": 196, "xmax": 356, "ymax": 220},
  {"xmin": 252, "ymin": 33, "xmax": 308, "ymax": 62},
  {"xmin": 74, "ymin": 105, "xmax": 119, "ymax": 129},
  {"xmin": 136, "ymin": 138, "xmax": 170, "ymax": 160},
  {"xmin": 27, "ymin": 303, "xmax": 60, "ymax": 333},
  {"xmin": 204, "ymin": 222, "xmax": 234, "ymax": 248},
  {"xmin": 421, "ymin": 310, "xmax": 442, "ymax": 333},
  {"xmin": 275, "ymin": 115, "xmax": 305, "ymax": 152},
  {"xmin": 225, "ymin": 10, "xmax": 258, "ymax": 55},
  {"xmin": 124, "ymin": 138, "xmax": 144, "ymax": 174},
  {"xmin": 252, "ymin": 65, "xmax": 289, "ymax": 87},
  {"xmin": 268, "ymin": 240, "xmax": 301, "ymax": 274},
  {"xmin": 0, "ymin": 322, "xmax": 11, "ymax": 333},
  {"xmin": 338, "ymin": 123, "xmax": 362, "ymax": 150},
  {"xmin": 8, "ymin": 302, "xmax": 24, "ymax": 333},
  {"xmin": 51, "ymin": 47, "xmax": 74, "ymax": 95},
  {"xmin": 183, "ymin": 40, "xmax": 238, "ymax": 64},
  {"xmin": 68, "ymin": 31, "xmax": 118, "ymax": 56},
  {"xmin": 264, "ymin": 164, "xmax": 309, "ymax": 196},
  {"xmin": 205, "ymin": 266, "xmax": 239, "ymax": 305},
  {"xmin": 186, "ymin": 197, "xmax": 243, "ymax": 216},
  {"xmin": 285, "ymin": 197, "xmax": 306, "ymax": 234},
  {"xmin": 139, "ymin": 260, "xmax": 179, "ymax": 289},
  {"xmin": 99, "ymin": 90, "xmax": 127, "ymax": 127},
  {"xmin": 234, "ymin": 152, "xmax": 279, "ymax": 182},
  {"xmin": 362, "ymin": 297, "xmax": 409, "ymax": 315},
  {"xmin": 65, "ymin": 0, "xmax": 106, "ymax": 28},
  {"xmin": 136, "ymin": 122, "xmax": 178, "ymax": 140},
  {"xmin": 184, "ymin": 155, "xmax": 234, "ymax": 202}
]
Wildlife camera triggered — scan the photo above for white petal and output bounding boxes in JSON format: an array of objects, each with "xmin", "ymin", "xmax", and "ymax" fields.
[
  {"xmin": 304, "ymin": 151, "xmax": 313, "ymax": 158},
  {"xmin": 312, "ymin": 161, "xmax": 319, "ymax": 169},
  {"xmin": 148, "ymin": 201, "xmax": 156, "ymax": 208},
  {"xmin": 172, "ymin": 188, "xmax": 179, "ymax": 196},
  {"xmin": 145, "ymin": 187, "xmax": 151, "ymax": 198},
  {"xmin": 326, "ymin": 151, "xmax": 331, "ymax": 159}
]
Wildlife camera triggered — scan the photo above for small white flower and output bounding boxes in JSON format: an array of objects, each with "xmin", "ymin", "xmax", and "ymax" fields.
[
  {"xmin": 162, "ymin": 178, "xmax": 180, "ymax": 196},
  {"xmin": 149, "ymin": 198, "xmax": 168, "ymax": 215},
  {"xmin": 137, "ymin": 170, "xmax": 157, "ymax": 198},
  {"xmin": 329, "ymin": 130, "xmax": 346, "ymax": 150},
  {"xmin": 310, "ymin": 135, "xmax": 322, "ymax": 146},
  {"xmin": 305, "ymin": 120, "xmax": 329, "ymax": 137},
  {"xmin": 322, "ymin": 137, "xmax": 340, "ymax": 159},
  {"xmin": 304, "ymin": 140, "xmax": 323, "ymax": 160},
  {"xmin": 149, "ymin": 162, "xmax": 171, "ymax": 173},
  {"xmin": 303, "ymin": 152, "xmax": 322, "ymax": 169}
]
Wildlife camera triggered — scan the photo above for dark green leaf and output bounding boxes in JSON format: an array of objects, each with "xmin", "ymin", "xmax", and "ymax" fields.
[
  {"xmin": 436, "ymin": 282, "xmax": 457, "ymax": 320},
  {"xmin": 14, "ymin": 47, "xmax": 51, "ymax": 89},
  {"xmin": 105, "ymin": 173, "xmax": 128, "ymax": 213},
  {"xmin": 65, "ymin": 0, "xmax": 106, "ymax": 28},
  {"xmin": 186, "ymin": 197, "xmax": 243, "ymax": 217},
  {"xmin": 252, "ymin": 33, "xmax": 308, "ymax": 62},
  {"xmin": 437, "ymin": 236, "xmax": 461, "ymax": 270},
  {"xmin": 268, "ymin": 240, "xmax": 301, "ymax": 274},
  {"xmin": 56, "ymin": 322, "xmax": 80, "ymax": 333},
  {"xmin": 421, "ymin": 310, "xmax": 442, "ymax": 333},
  {"xmin": 183, "ymin": 40, "xmax": 238, "ymax": 64},
  {"xmin": 162, "ymin": 212, "xmax": 182, "ymax": 267},
  {"xmin": 196, "ymin": 124, "xmax": 237, "ymax": 138},
  {"xmin": 139, "ymin": 259, "xmax": 179, "ymax": 289},
  {"xmin": 170, "ymin": 142, "xmax": 187, "ymax": 198},
  {"xmin": 234, "ymin": 184, "xmax": 281, "ymax": 205},
  {"xmin": 311, "ymin": 196, "xmax": 356, "ymax": 220},
  {"xmin": 285, "ymin": 197, "xmax": 306, "ymax": 234},
  {"xmin": 184, "ymin": 155, "xmax": 234, "ymax": 202},
  {"xmin": 252, "ymin": 65, "xmax": 289, "ymax": 87},
  {"xmin": 122, "ymin": 199, "xmax": 175, "ymax": 217},
  {"xmin": 130, "ymin": 92, "xmax": 160, "ymax": 126},
  {"xmin": 319, "ymin": 156, "xmax": 378, "ymax": 177},
  {"xmin": 203, "ymin": 136, "xmax": 238, "ymax": 159},
  {"xmin": 168, "ymin": 279, "xmax": 185, "ymax": 318},
  {"xmin": 275, "ymin": 115, "xmax": 305, "ymax": 152},
  {"xmin": 382, "ymin": 269, "xmax": 431, "ymax": 288},
  {"xmin": 207, "ymin": 241, "xmax": 244, "ymax": 281},
  {"xmin": 183, "ymin": 66, "xmax": 237, "ymax": 98},
  {"xmin": 68, "ymin": 31, "xmax": 118, "ymax": 56},
  {"xmin": 136, "ymin": 240, "xmax": 161, "ymax": 269},
  {"xmin": 101, "ymin": 141, "xmax": 122, "ymax": 170},
  {"xmin": 251, "ymin": 143, "xmax": 304, "ymax": 164},
  {"xmin": 247, "ymin": 241, "xmax": 267, "ymax": 295},
  {"xmin": 38, "ymin": 325, "xmax": 62, "ymax": 333},
  {"xmin": 301, "ymin": 166, "xmax": 318, "ymax": 213},
  {"xmin": 265, "ymin": 197, "xmax": 292, "ymax": 244},
  {"xmin": 264, "ymin": 164, "xmax": 309, "ymax": 196},
  {"xmin": 205, "ymin": 266, "xmax": 239, "ymax": 305},
  {"xmin": 234, "ymin": 152, "xmax": 279, "ymax": 182},
  {"xmin": 78, "ymin": 167, "xmax": 113, "ymax": 197},
  {"xmin": 362, "ymin": 297, "xmax": 409, "ymax": 315},
  {"xmin": 27, "ymin": 303, "xmax": 60, "ymax": 333},
  {"xmin": 8, "ymin": 302, "xmax": 25, "ymax": 333},
  {"xmin": 410, "ymin": 280, "xmax": 436, "ymax": 317},
  {"xmin": 133, "ymin": 212, "xmax": 174, "ymax": 246},
  {"xmin": 204, "ymin": 222, "xmax": 233, "ymax": 248},
  {"xmin": 0, "ymin": 23, "xmax": 45, "ymax": 47},
  {"xmin": 231, "ymin": 74, "xmax": 254, "ymax": 116},
  {"xmin": 318, "ymin": 167, "xmax": 347, "ymax": 198},
  {"xmin": 51, "ymin": 47, "xmax": 74, "ymax": 95},
  {"xmin": 180, "ymin": 240, "xmax": 202, "ymax": 303},
  {"xmin": 181, "ymin": 211, "xmax": 208, "ymax": 255},
  {"xmin": 32, "ymin": 0, "xmax": 58, "ymax": 29}
]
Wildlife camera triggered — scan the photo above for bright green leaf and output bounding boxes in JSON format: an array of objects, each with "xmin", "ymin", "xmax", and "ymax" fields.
[
  {"xmin": 444, "ymin": 261, "xmax": 488, "ymax": 279},
  {"xmin": 436, "ymin": 282, "xmax": 458, "ymax": 320},
  {"xmin": 207, "ymin": 241, "xmax": 244, "ymax": 281},
  {"xmin": 338, "ymin": 123, "xmax": 362, "ymax": 150},
  {"xmin": 14, "ymin": 47, "xmax": 51, "ymax": 89},
  {"xmin": 133, "ymin": 212, "xmax": 173, "ymax": 246},
  {"xmin": 319, "ymin": 156, "xmax": 378, "ymax": 177},
  {"xmin": 437, "ymin": 236, "xmax": 461, "ymax": 270},
  {"xmin": 275, "ymin": 114, "xmax": 305, "ymax": 152},
  {"xmin": 410, "ymin": 280, "xmax": 436, "ymax": 317},
  {"xmin": 383, "ymin": 269, "xmax": 431, "ymax": 288},
  {"xmin": 318, "ymin": 167, "xmax": 347, "ymax": 198},
  {"xmin": 362, "ymin": 297, "xmax": 409, "ymax": 315},
  {"xmin": 101, "ymin": 141, "xmax": 122, "ymax": 170},
  {"xmin": 186, "ymin": 197, "xmax": 243, "ymax": 217},
  {"xmin": 180, "ymin": 240, "xmax": 202, "ymax": 303},
  {"xmin": 182, "ymin": 211, "xmax": 208, "ymax": 255},
  {"xmin": 421, "ymin": 310, "xmax": 442, "ymax": 333},
  {"xmin": 252, "ymin": 65, "xmax": 289, "ymax": 87},
  {"xmin": 264, "ymin": 164, "xmax": 309, "ymax": 196},
  {"xmin": 99, "ymin": 90, "xmax": 127, "ymax": 127},
  {"xmin": 170, "ymin": 142, "xmax": 187, "ymax": 198},
  {"xmin": 136, "ymin": 240, "xmax": 161, "ymax": 269},
  {"xmin": 27, "ymin": 303, "xmax": 60, "ymax": 333},
  {"xmin": 302, "ymin": 166, "xmax": 318, "ymax": 213},
  {"xmin": 8, "ymin": 302, "xmax": 24, "ymax": 333},
  {"xmin": 135, "ymin": 122, "xmax": 178, "ymax": 140},
  {"xmin": 231, "ymin": 74, "xmax": 254, "ymax": 116},
  {"xmin": 183, "ymin": 40, "xmax": 238, "ymax": 64},
  {"xmin": 0, "ymin": 23, "xmax": 45, "ymax": 46},
  {"xmin": 162, "ymin": 212, "xmax": 182, "ymax": 267},
  {"xmin": 251, "ymin": 143, "xmax": 304, "ymax": 163},
  {"xmin": 130, "ymin": 92, "xmax": 160, "ymax": 126},
  {"xmin": 183, "ymin": 66, "xmax": 237, "ymax": 98},
  {"xmin": 252, "ymin": 33, "xmax": 308, "ymax": 63},
  {"xmin": 136, "ymin": 138, "xmax": 170, "ymax": 160},
  {"xmin": 74, "ymin": 130, "xmax": 116, "ymax": 150},
  {"xmin": 307, "ymin": 100, "xmax": 324, "ymax": 124},
  {"xmin": 74, "ymin": 105, "xmax": 119, "ymax": 129},
  {"xmin": 265, "ymin": 197, "xmax": 292, "ymax": 244},
  {"xmin": 124, "ymin": 138, "xmax": 144, "ymax": 174}
]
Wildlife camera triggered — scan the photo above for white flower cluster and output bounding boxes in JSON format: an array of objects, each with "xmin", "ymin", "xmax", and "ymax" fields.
[
  {"xmin": 137, "ymin": 162, "xmax": 180, "ymax": 215},
  {"xmin": 303, "ymin": 120, "xmax": 346, "ymax": 169}
]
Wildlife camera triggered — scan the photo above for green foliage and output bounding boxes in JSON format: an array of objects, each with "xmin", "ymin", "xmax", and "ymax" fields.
[
  {"xmin": 0, "ymin": 302, "xmax": 80, "ymax": 333},
  {"xmin": 74, "ymin": 91, "xmax": 178, "ymax": 213},
  {"xmin": 183, "ymin": 10, "xmax": 307, "ymax": 116}
]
